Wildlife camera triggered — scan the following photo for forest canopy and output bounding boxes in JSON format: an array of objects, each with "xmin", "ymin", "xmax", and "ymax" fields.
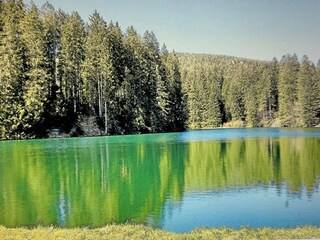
[
  {"xmin": 0, "ymin": 0, "xmax": 319, "ymax": 140},
  {"xmin": 0, "ymin": 0, "xmax": 187, "ymax": 139},
  {"xmin": 178, "ymin": 53, "xmax": 320, "ymax": 129}
]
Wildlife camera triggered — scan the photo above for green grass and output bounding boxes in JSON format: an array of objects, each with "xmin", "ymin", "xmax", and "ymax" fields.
[{"xmin": 1, "ymin": 225, "xmax": 320, "ymax": 240}]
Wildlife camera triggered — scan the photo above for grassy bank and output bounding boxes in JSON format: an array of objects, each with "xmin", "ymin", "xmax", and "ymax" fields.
[{"xmin": 1, "ymin": 225, "xmax": 320, "ymax": 240}]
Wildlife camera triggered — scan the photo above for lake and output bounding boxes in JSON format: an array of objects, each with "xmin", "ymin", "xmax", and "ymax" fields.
[{"xmin": 0, "ymin": 128, "xmax": 320, "ymax": 232}]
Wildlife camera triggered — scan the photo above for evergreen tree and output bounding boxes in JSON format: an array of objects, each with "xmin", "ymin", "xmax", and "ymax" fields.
[
  {"xmin": 198, "ymin": 68, "xmax": 209, "ymax": 127},
  {"xmin": 185, "ymin": 68, "xmax": 202, "ymax": 129},
  {"xmin": 20, "ymin": 3, "xmax": 49, "ymax": 133},
  {"xmin": 268, "ymin": 58, "xmax": 279, "ymax": 114},
  {"xmin": 105, "ymin": 22, "xmax": 126, "ymax": 133},
  {"xmin": 40, "ymin": 2, "xmax": 62, "ymax": 123},
  {"xmin": 156, "ymin": 44, "xmax": 171, "ymax": 131},
  {"xmin": 259, "ymin": 58, "xmax": 278, "ymax": 122},
  {"xmin": 205, "ymin": 78, "xmax": 221, "ymax": 127},
  {"xmin": 278, "ymin": 54, "xmax": 299, "ymax": 127},
  {"xmin": 297, "ymin": 56, "xmax": 319, "ymax": 126},
  {"xmin": 165, "ymin": 51, "xmax": 187, "ymax": 131},
  {"xmin": 225, "ymin": 65, "xmax": 246, "ymax": 122},
  {"xmin": 207, "ymin": 68, "xmax": 224, "ymax": 127},
  {"xmin": 243, "ymin": 66, "xmax": 259, "ymax": 127},
  {"xmin": 60, "ymin": 11, "xmax": 85, "ymax": 114},
  {"xmin": 142, "ymin": 31, "xmax": 161, "ymax": 132},
  {"xmin": 0, "ymin": 0, "xmax": 26, "ymax": 138},
  {"xmin": 82, "ymin": 11, "xmax": 116, "ymax": 134},
  {"xmin": 55, "ymin": 9, "xmax": 70, "ymax": 121},
  {"xmin": 123, "ymin": 26, "xmax": 150, "ymax": 133}
]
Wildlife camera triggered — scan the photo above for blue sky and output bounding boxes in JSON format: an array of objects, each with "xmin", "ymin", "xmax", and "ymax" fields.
[{"xmin": 30, "ymin": 0, "xmax": 320, "ymax": 63}]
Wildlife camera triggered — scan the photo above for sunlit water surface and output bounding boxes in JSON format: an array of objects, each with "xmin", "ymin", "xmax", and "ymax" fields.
[{"xmin": 0, "ymin": 128, "xmax": 319, "ymax": 232}]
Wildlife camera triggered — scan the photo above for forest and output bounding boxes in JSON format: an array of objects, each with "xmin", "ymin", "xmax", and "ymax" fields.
[
  {"xmin": 179, "ymin": 53, "xmax": 320, "ymax": 129},
  {"xmin": 0, "ymin": 0, "xmax": 187, "ymax": 139},
  {"xmin": 1, "ymin": 0, "xmax": 320, "ymax": 140}
]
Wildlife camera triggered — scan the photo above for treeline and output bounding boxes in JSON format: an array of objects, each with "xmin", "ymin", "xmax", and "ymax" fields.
[
  {"xmin": 1, "ymin": 1, "xmax": 319, "ymax": 140},
  {"xmin": 178, "ymin": 53, "xmax": 320, "ymax": 128},
  {"xmin": 0, "ymin": 0, "xmax": 187, "ymax": 139}
]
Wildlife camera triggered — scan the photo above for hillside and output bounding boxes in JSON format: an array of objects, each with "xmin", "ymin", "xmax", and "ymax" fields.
[{"xmin": 178, "ymin": 53, "xmax": 320, "ymax": 128}]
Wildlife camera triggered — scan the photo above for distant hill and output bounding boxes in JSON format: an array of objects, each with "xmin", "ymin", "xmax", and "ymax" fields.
[{"xmin": 177, "ymin": 52, "xmax": 320, "ymax": 128}]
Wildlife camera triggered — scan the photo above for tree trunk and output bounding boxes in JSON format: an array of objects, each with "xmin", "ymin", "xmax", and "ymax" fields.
[
  {"xmin": 98, "ymin": 77, "xmax": 102, "ymax": 117},
  {"xmin": 104, "ymin": 101, "xmax": 108, "ymax": 135},
  {"xmin": 73, "ymin": 85, "xmax": 76, "ymax": 113}
]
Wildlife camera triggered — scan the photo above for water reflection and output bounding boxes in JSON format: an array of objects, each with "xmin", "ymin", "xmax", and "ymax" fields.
[
  {"xmin": 0, "ymin": 129, "xmax": 319, "ymax": 231},
  {"xmin": 185, "ymin": 137, "xmax": 320, "ymax": 195}
]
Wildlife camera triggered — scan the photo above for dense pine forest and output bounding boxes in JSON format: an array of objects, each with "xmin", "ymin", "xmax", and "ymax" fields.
[
  {"xmin": 179, "ymin": 53, "xmax": 320, "ymax": 129},
  {"xmin": 1, "ymin": 1, "xmax": 320, "ymax": 140},
  {"xmin": 0, "ymin": 0, "xmax": 187, "ymax": 139}
]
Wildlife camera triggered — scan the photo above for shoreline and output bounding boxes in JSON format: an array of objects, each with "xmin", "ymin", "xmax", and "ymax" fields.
[
  {"xmin": 1, "ymin": 126, "xmax": 319, "ymax": 142},
  {"xmin": 1, "ymin": 225, "xmax": 320, "ymax": 239}
]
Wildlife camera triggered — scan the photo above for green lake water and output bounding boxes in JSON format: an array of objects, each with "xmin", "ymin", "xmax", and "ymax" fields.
[{"xmin": 0, "ymin": 128, "xmax": 320, "ymax": 232}]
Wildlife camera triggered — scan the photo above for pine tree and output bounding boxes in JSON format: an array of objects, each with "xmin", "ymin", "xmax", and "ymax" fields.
[
  {"xmin": 198, "ymin": 68, "xmax": 208, "ymax": 127},
  {"xmin": 156, "ymin": 44, "xmax": 171, "ymax": 131},
  {"xmin": 203, "ymin": 69, "xmax": 221, "ymax": 128},
  {"xmin": 297, "ymin": 56, "xmax": 319, "ymax": 126},
  {"xmin": 20, "ymin": 3, "xmax": 49, "ymax": 133},
  {"xmin": 165, "ymin": 51, "xmax": 187, "ymax": 131},
  {"xmin": 0, "ymin": 0, "xmax": 26, "ymax": 138},
  {"xmin": 243, "ymin": 63, "xmax": 267, "ymax": 127},
  {"xmin": 268, "ymin": 58, "xmax": 279, "ymax": 114},
  {"xmin": 244, "ymin": 68, "xmax": 259, "ymax": 127},
  {"xmin": 259, "ymin": 58, "xmax": 278, "ymax": 123},
  {"xmin": 54, "ymin": 9, "xmax": 70, "ymax": 121},
  {"xmin": 225, "ymin": 64, "xmax": 246, "ymax": 123},
  {"xmin": 82, "ymin": 11, "xmax": 116, "ymax": 134},
  {"xmin": 40, "ymin": 2, "xmax": 62, "ymax": 124},
  {"xmin": 142, "ymin": 31, "xmax": 161, "ymax": 132},
  {"xmin": 278, "ymin": 54, "xmax": 299, "ymax": 127},
  {"xmin": 185, "ymin": 67, "xmax": 202, "ymax": 129},
  {"xmin": 123, "ymin": 26, "xmax": 148, "ymax": 133},
  {"xmin": 60, "ymin": 11, "xmax": 85, "ymax": 114},
  {"xmin": 105, "ymin": 22, "xmax": 126, "ymax": 133}
]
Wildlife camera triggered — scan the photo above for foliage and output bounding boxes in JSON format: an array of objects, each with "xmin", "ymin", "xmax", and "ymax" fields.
[
  {"xmin": 0, "ymin": 1, "xmax": 187, "ymax": 139},
  {"xmin": 297, "ymin": 56, "xmax": 319, "ymax": 126},
  {"xmin": 278, "ymin": 54, "xmax": 300, "ymax": 127},
  {"xmin": 20, "ymin": 3, "xmax": 49, "ymax": 133},
  {"xmin": 1, "ymin": 1, "xmax": 319, "ymax": 139},
  {"xmin": 178, "ymin": 53, "xmax": 320, "ymax": 129},
  {"xmin": 60, "ymin": 11, "xmax": 85, "ymax": 114}
]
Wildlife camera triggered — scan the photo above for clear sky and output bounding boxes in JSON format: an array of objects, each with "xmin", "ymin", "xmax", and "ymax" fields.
[{"xmin": 29, "ymin": 0, "xmax": 320, "ymax": 63}]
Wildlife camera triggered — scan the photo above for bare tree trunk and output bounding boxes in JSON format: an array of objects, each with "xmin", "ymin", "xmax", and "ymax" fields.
[
  {"xmin": 73, "ymin": 85, "xmax": 76, "ymax": 113},
  {"xmin": 98, "ymin": 77, "xmax": 102, "ymax": 117},
  {"xmin": 78, "ymin": 69, "xmax": 81, "ymax": 106},
  {"xmin": 268, "ymin": 94, "xmax": 272, "ymax": 119},
  {"xmin": 104, "ymin": 101, "xmax": 108, "ymax": 135}
]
